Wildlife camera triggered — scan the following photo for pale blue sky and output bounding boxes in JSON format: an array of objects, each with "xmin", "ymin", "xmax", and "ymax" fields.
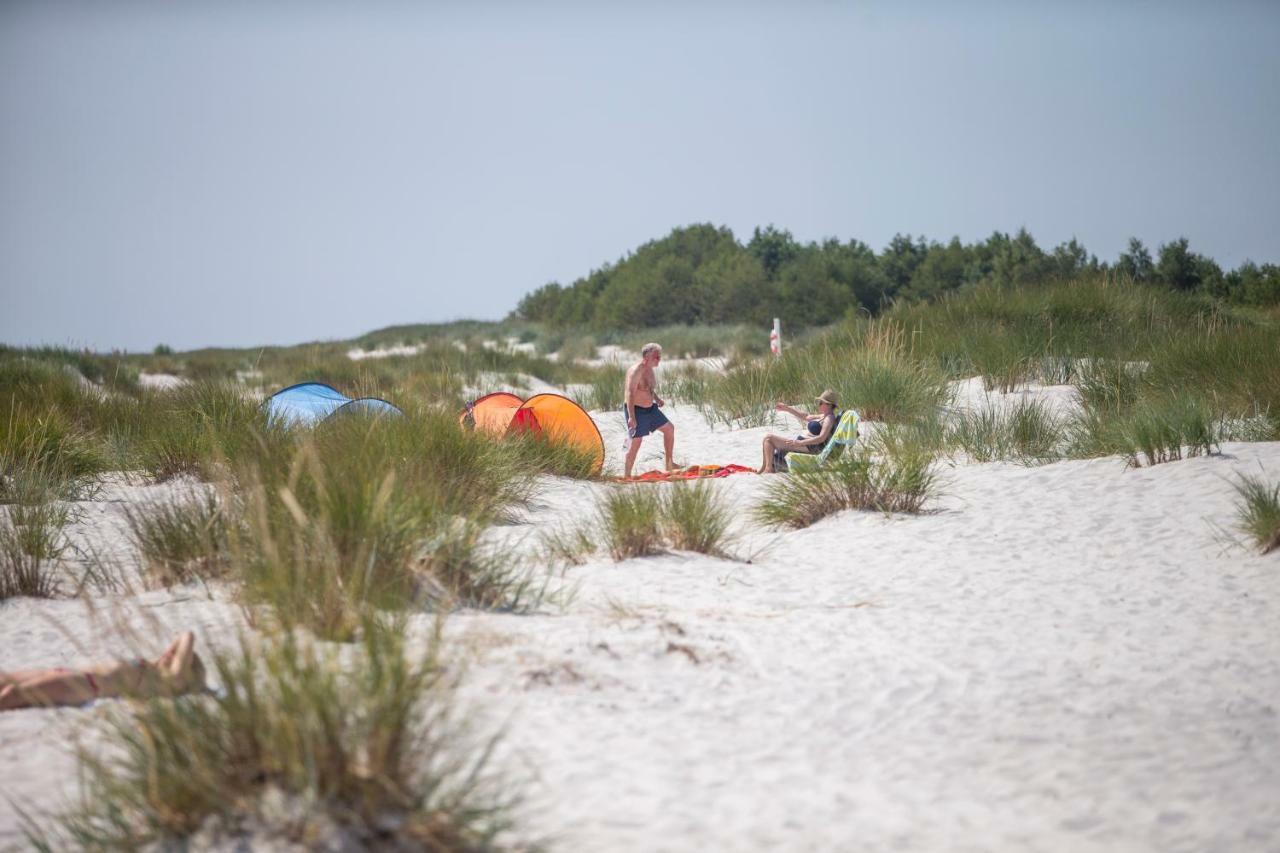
[{"xmin": 2, "ymin": 1, "xmax": 1277, "ymax": 352}]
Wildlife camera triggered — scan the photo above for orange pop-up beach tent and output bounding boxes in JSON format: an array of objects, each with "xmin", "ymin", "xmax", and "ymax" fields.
[{"xmin": 462, "ymin": 392, "xmax": 605, "ymax": 474}]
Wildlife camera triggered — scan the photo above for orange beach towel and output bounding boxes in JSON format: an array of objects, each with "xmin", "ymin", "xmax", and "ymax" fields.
[{"xmin": 619, "ymin": 464, "xmax": 755, "ymax": 483}]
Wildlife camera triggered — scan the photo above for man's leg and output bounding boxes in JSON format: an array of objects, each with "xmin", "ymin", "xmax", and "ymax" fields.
[
  {"xmin": 624, "ymin": 436, "xmax": 643, "ymax": 478},
  {"xmin": 660, "ymin": 422, "xmax": 675, "ymax": 471}
]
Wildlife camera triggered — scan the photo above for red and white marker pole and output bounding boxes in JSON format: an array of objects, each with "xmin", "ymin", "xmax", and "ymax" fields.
[{"xmin": 769, "ymin": 317, "xmax": 782, "ymax": 356}]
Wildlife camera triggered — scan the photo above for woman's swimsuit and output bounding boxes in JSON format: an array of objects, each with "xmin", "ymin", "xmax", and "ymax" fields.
[{"xmin": 800, "ymin": 413, "xmax": 838, "ymax": 453}]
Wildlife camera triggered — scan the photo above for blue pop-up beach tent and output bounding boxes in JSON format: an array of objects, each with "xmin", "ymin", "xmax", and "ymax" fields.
[{"xmin": 264, "ymin": 382, "xmax": 403, "ymax": 426}]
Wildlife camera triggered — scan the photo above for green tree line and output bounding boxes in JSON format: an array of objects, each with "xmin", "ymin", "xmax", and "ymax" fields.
[{"xmin": 512, "ymin": 224, "xmax": 1280, "ymax": 328}]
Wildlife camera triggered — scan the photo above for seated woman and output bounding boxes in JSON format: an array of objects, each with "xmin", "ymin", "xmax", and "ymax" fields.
[
  {"xmin": 758, "ymin": 390, "xmax": 839, "ymax": 473},
  {"xmin": 0, "ymin": 632, "xmax": 208, "ymax": 711}
]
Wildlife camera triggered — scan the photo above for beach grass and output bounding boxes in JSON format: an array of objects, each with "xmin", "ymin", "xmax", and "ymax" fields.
[
  {"xmin": 1113, "ymin": 392, "xmax": 1219, "ymax": 467},
  {"xmin": 227, "ymin": 412, "xmax": 558, "ymax": 639},
  {"xmin": 536, "ymin": 522, "xmax": 597, "ymax": 570},
  {"xmin": 662, "ymin": 480, "xmax": 735, "ymax": 557},
  {"xmin": 1231, "ymin": 473, "xmax": 1280, "ymax": 555},
  {"xmin": 599, "ymin": 487, "xmax": 666, "ymax": 560},
  {"xmin": 948, "ymin": 399, "xmax": 1066, "ymax": 465},
  {"xmin": 754, "ymin": 445, "xmax": 939, "ymax": 530},
  {"xmin": 596, "ymin": 479, "xmax": 736, "ymax": 560},
  {"xmin": 133, "ymin": 381, "xmax": 275, "ymax": 482},
  {"xmin": 33, "ymin": 621, "xmax": 519, "ymax": 851},
  {"xmin": 0, "ymin": 500, "xmax": 71, "ymax": 600},
  {"xmin": 124, "ymin": 489, "xmax": 234, "ymax": 587},
  {"xmin": 578, "ymin": 364, "xmax": 626, "ymax": 413},
  {"xmin": 0, "ymin": 404, "xmax": 104, "ymax": 502}
]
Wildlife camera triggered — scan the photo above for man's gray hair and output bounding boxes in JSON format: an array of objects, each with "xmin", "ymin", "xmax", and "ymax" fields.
[{"xmin": 641, "ymin": 342, "xmax": 662, "ymax": 358}]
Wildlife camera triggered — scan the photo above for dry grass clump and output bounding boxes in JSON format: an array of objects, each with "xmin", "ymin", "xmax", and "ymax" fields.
[
  {"xmin": 754, "ymin": 445, "xmax": 939, "ymax": 530},
  {"xmin": 1232, "ymin": 473, "xmax": 1280, "ymax": 555},
  {"xmin": 33, "ymin": 622, "xmax": 519, "ymax": 851}
]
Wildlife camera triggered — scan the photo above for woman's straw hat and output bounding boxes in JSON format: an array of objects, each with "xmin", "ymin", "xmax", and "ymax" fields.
[{"xmin": 815, "ymin": 389, "xmax": 838, "ymax": 407}]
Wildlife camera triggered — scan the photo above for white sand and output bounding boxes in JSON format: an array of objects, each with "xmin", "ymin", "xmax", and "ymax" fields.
[
  {"xmin": 137, "ymin": 372, "xmax": 189, "ymax": 390},
  {"xmin": 2, "ymin": 390, "xmax": 1279, "ymax": 851}
]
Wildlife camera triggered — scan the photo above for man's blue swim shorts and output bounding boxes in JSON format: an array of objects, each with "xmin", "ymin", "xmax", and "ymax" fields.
[{"xmin": 624, "ymin": 403, "xmax": 670, "ymax": 438}]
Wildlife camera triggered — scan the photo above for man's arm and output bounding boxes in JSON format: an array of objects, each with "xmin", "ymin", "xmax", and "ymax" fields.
[{"xmin": 624, "ymin": 367, "xmax": 638, "ymax": 427}]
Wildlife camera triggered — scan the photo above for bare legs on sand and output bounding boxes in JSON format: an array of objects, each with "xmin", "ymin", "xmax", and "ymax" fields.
[
  {"xmin": 624, "ymin": 422, "xmax": 676, "ymax": 478},
  {"xmin": 0, "ymin": 632, "xmax": 208, "ymax": 711}
]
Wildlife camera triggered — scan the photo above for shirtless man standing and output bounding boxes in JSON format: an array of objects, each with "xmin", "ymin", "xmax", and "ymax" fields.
[{"xmin": 623, "ymin": 342, "xmax": 675, "ymax": 478}]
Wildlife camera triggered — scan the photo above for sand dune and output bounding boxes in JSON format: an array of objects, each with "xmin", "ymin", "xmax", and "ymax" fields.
[{"xmin": 2, "ymin": 391, "xmax": 1278, "ymax": 851}]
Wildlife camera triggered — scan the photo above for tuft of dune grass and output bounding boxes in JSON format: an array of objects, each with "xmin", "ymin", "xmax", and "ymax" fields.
[
  {"xmin": 0, "ymin": 404, "xmax": 104, "ymax": 502},
  {"xmin": 124, "ymin": 489, "xmax": 234, "ymax": 587},
  {"xmin": 662, "ymin": 480, "xmax": 734, "ymax": 557},
  {"xmin": 754, "ymin": 445, "xmax": 939, "ymax": 530},
  {"xmin": 948, "ymin": 398, "xmax": 1066, "ymax": 465},
  {"xmin": 0, "ymin": 500, "xmax": 71, "ymax": 600},
  {"xmin": 596, "ymin": 479, "xmax": 737, "ymax": 561},
  {"xmin": 599, "ymin": 487, "xmax": 666, "ymax": 560},
  {"xmin": 1232, "ymin": 473, "xmax": 1280, "ymax": 555},
  {"xmin": 229, "ymin": 413, "xmax": 558, "ymax": 640},
  {"xmin": 32, "ymin": 620, "xmax": 522, "ymax": 851},
  {"xmin": 1113, "ymin": 392, "xmax": 1219, "ymax": 467}
]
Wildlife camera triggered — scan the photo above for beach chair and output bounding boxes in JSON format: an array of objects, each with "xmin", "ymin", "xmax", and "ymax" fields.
[{"xmin": 784, "ymin": 409, "xmax": 860, "ymax": 473}]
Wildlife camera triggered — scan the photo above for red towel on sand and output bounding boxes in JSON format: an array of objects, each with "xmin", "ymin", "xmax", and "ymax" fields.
[{"xmin": 619, "ymin": 464, "xmax": 755, "ymax": 483}]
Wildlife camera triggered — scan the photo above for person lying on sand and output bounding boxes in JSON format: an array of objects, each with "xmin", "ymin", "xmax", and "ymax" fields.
[
  {"xmin": 623, "ymin": 342, "xmax": 676, "ymax": 478},
  {"xmin": 758, "ymin": 390, "xmax": 839, "ymax": 473},
  {"xmin": 0, "ymin": 632, "xmax": 207, "ymax": 711}
]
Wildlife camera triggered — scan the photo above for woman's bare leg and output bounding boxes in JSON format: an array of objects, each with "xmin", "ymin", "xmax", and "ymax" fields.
[{"xmin": 760, "ymin": 435, "xmax": 807, "ymax": 474}]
